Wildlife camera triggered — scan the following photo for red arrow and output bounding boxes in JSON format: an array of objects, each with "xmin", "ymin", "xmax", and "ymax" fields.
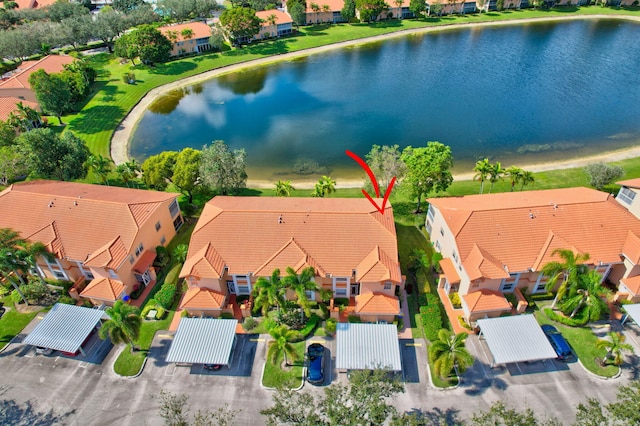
[{"xmin": 346, "ymin": 150, "xmax": 396, "ymax": 215}]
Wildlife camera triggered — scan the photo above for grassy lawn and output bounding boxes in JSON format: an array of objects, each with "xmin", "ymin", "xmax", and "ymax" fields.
[
  {"xmin": 261, "ymin": 340, "xmax": 306, "ymax": 389},
  {"xmin": 0, "ymin": 307, "xmax": 39, "ymax": 351},
  {"xmin": 428, "ymin": 357, "xmax": 459, "ymax": 388},
  {"xmin": 534, "ymin": 306, "xmax": 619, "ymax": 378}
]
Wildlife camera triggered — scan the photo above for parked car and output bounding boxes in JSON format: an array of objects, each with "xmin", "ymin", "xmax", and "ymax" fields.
[
  {"xmin": 541, "ymin": 324, "xmax": 573, "ymax": 360},
  {"xmin": 307, "ymin": 343, "xmax": 325, "ymax": 385},
  {"xmin": 35, "ymin": 346, "xmax": 53, "ymax": 356},
  {"xmin": 203, "ymin": 364, "xmax": 222, "ymax": 371}
]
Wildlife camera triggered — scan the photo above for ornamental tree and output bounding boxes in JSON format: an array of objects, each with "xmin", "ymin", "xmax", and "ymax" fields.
[
  {"xmin": 219, "ymin": 7, "xmax": 262, "ymax": 46},
  {"xmin": 401, "ymin": 141, "xmax": 453, "ymax": 212}
]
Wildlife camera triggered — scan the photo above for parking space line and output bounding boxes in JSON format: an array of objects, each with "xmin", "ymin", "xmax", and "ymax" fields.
[
  {"xmin": 250, "ymin": 338, "xmax": 265, "ymax": 342},
  {"xmin": 79, "ymin": 362, "xmax": 88, "ymax": 369},
  {"xmin": 405, "ymin": 343, "xmax": 422, "ymax": 347},
  {"xmin": 164, "ymin": 363, "xmax": 176, "ymax": 376},
  {"xmin": 158, "ymin": 334, "xmax": 173, "ymax": 339},
  {"xmin": 24, "ymin": 351, "xmax": 35, "ymax": 359}
]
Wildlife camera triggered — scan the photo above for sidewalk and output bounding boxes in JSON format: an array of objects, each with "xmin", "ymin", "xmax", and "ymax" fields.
[{"xmin": 398, "ymin": 288, "xmax": 412, "ymax": 339}]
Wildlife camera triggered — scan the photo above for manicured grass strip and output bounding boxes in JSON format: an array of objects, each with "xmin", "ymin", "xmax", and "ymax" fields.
[
  {"xmin": 534, "ymin": 308, "xmax": 619, "ymax": 378},
  {"xmin": 261, "ymin": 341, "xmax": 305, "ymax": 389},
  {"xmin": 427, "ymin": 348, "xmax": 460, "ymax": 388},
  {"xmin": 0, "ymin": 309, "xmax": 39, "ymax": 350}
]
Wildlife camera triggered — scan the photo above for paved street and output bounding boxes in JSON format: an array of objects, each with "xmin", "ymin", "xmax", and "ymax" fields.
[{"xmin": 1, "ymin": 315, "xmax": 639, "ymax": 425}]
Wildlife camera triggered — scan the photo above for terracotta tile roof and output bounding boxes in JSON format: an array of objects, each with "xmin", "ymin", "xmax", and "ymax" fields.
[
  {"xmin": 621, "ymin": 275, "xmax": 640, "ymax": 295},
  {"xmin": 0, "ymin": 180, "xmax": 178, "ymax": 264},
  {"xmin": 355, "ymin": 245, "xmax": 402, "ymax": 283},
  {"xmin": 84, "ymin": 236, "xmax": 129, "ymax": 269},
  {"xmin": 0, "ymin": 55, "xmax": 75, "ymax": 90},
  {"xmin": 439, "ymin": 258, "xmax": 460, "ymax": 284},
  {"xmin": 180, "ymin": 242, "xmax": 226, "ymax": 279},
  {"xmin": 617, "ymin": 178, "xmax": 640, "ymax": 189},
  {"xmin": 299, "ymin": 0, "xmax": 345, "ymax": 12},
  {"xmin": 256, "ymin": 9, "xmax": 293, "ymax": 25},
  {"xmin": 158, "ymin": 22, "xmax": 212, "ymax": 43},
  {"xmin": 185, "ymin": 197, "xmax": 400, "ymax": 280},
  {"xmin": 14, "ymin": 0, "xmax": 57, "ymax": 8},
  {"xmin": 462, "ymin": 244, "xmax": 509, "ymax": 281},
  {"xmin": 254, "ymin": 238, "xmax": 327, "ymax": 277},
  {"xmin": 132, "ymin": 250, "xmax": 156, "ymax": 274},
  {"xmin": 180, "ymin": 287, "xmax": 226, "ymax": 310},
  {"xmin": 0, "ymin": 97, "xmax": 39, "ymax": 121},
  {"xmin": 80, "ymin": 277, "xmax": 125, "ymax": 302},
  {"xmin": 428, "ymin": 188, "xmax": 640, "ymax": 276},
  {"xmin": 463, "ymin": 289, "xmax": 511, "ymax": 313},
  {"xmin": 622, "ymin": 231, "xmax": 640, "ymax": 264},
  {"xmin": 355, "ymin": 292, "xmax": 400, "ymax": 315}
]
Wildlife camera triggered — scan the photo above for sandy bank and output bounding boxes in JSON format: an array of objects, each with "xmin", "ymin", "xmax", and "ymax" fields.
[{"xmin": 110, "ymin": 13, "xmax": 640, "ymax": 188}]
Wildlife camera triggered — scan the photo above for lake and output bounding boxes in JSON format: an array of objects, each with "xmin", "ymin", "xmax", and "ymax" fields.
[{"xmin": 130, "ymin": 19, "xmax": 640, "ymax": 181}]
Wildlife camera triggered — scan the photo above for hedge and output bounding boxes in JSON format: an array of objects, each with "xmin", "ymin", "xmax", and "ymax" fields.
[
  {"xmin": 155, "ymin": 283, "xmax": 177, "ymax": 309},
  {"xmin": 543, "ymin": 307, "xmax": 589, "ymax": 327},
  {"xmin": 164, "ymin": 263, "xmax": 182, "ymax": 286},
  {"xmin": 299, "ymin": 313, "xmax": 320, "ymax": 338},
  {"xmin": 420, "ymin": 293, "xmax": 444, "ymax": 342}
]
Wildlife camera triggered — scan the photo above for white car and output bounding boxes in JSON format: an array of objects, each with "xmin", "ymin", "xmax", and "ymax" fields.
[{"xmin": 35, "ymin": 347, "xmax": 53, "ymax": 356}]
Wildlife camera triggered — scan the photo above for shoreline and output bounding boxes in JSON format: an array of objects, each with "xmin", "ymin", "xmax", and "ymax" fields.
[{"xmin": 110, "ymin": 13, "xmax": 640, "ymax": 187}]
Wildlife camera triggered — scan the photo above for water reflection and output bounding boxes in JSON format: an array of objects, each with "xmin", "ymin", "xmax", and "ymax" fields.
[{"xmin": 217, "ymin": 67, "xmax": 269, "ymax": 95}]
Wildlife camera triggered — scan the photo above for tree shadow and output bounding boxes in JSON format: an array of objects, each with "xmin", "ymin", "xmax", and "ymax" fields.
[
  {"xmin": 148, "ymin": 61, "xmax": 198, "ymax": 76},
  {"xmin": 461, "ymin": 360, "xmax": 509, "ymax": 396},
  {"xmin": 94, "ymin": 82, "xmax": 125, "ymax": 103},
  {"xmin": 0, "ymin": 387, "xmax": 76, "ymax": 426},
  {"xmin": 67, "ymin": 104, "xmax": 125, "ymax": 135},
  {"xmin": 401, "ymin": 407, "xmax": 462, "ymax": 425}
]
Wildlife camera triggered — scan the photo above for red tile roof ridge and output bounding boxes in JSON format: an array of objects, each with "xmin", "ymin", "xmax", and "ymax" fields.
[
  {"xmin": 80, "ymin": 277, "xmax": 125, "ymax": 301},
  {"xmin": 354, "ymin": 292, "xmax": 400, "ymax": 314},
  {"xmin": 617, "ymin": 178, "xmax": 640, "ymax": 189},
  {"xmin": 180, "ymin": 287, "xmax": 226, "ymax": 309},
  {"xmin": 463, "ymin": 289, "xmax": 511, "ymax": 313}
]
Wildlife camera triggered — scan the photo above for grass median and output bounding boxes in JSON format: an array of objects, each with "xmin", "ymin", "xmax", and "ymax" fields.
[{"xmin": 261, "ymin": 340, "xmax": 306, "ymax": 389}]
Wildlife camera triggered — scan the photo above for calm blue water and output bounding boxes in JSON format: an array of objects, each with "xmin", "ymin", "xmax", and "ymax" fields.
[{"xmin": 131, "ymin": 19, "xmax": 640, "ymax": 179}]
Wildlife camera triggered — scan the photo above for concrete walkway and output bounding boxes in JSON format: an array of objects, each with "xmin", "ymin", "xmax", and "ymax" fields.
[{"xmin": 398, "ymin": 288, "xmax": 413, "ymax": 339}]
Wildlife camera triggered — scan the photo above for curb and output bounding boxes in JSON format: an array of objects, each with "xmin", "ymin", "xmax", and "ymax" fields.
[
  {"xmin": 577, "ymin": 358, "xmax": 621, "ymax": 381},
  {"xmin": 259, "ymin": 355, "xmax": 306, "ymax": 391},
  {"xmin": 111, "ymin": 344, "xmax": 148, "ymax": 379}
]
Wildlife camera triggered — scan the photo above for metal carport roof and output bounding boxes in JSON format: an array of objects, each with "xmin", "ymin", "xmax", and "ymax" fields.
[
  {"xmin": 336, "ymin": 323, "xmax": 401, "ymax": 371},
  {"xmin": 477, "ymin": 315, "xmax": 557, "ymax": 365},
  {"xmin": 166, "ymin": 318, "xmax": 238, "ymax": 365},
  {"xmin": 621, "ymin": 303, "xmax": 640, "ymax": 326},
  {"xmin": 24, "ymin": 303, "xmax": 107, "ymax": 353}
]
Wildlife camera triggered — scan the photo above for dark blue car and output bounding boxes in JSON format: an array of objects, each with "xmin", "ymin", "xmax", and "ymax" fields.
[
  {"xmin": 307, "ymin": 343, "xmax": 325, "ymax": 385},
  {"xmin": 541, "ymin": 324, "xmax": 573, "ymax": 361}
]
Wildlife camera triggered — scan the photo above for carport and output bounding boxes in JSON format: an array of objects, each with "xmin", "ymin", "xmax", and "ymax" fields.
[
  {"xmin": 621, "ymin": 303, "xmax": 640, "ymax": 326},
  {"xmin": 166, "ymin": 318, "xmax": 238, "ymax": 365},
  {"xmin": 24, "ymin": 303, "xmax": 107, "ymax": 356},
  {"xmin": 336, "ymin": 323, "xmax": 401, "ymax": 371},
  {"xmin": 477, "ymin": 315, "xmax": 557, "ymax": 367}
]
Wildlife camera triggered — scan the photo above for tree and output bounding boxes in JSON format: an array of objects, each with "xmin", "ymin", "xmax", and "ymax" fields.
[
  {"xmin": 156, "ymin": 390, "xmax": 238, "ymax": 426},
  {"xmin": 7, "ymin": 102, "xmax": 43, "ymax": 132},
  {"xmin": 471, "ymin": 401, "xmax": 561, "ymax": 426},
  {"xmin": 115, "ymin": 160, "xmax": 140, "ymax": 187},
  {"xmin": 219, "ymin": 7, "xmax": 262, "ymax": 46},
  {"xmin": 142, "ymin": 151, "xmax": 178, "ymax": 191},
  {"xmin": 585, "ymin": 162, "xmax": 624, "ymax": 191},
  {"xmin": 16, "ymin": 129, "xmax": 90, "ymax": 181},
  {"xmin": 505, "ymin": 165, "xmax": 523, "ymax": 192},
  {"xmin": 355, "ymin": 0, "xmax": 388, "ymax": 22},
  {"xmin": 341, "ymin": 0, "xmax": 357, "ymax": 22},
  {"xmin": 200, "ymin": 140, "xmax": 247, "ymax": 195},
  {"xmin": 283, "ymin": 266, "xmax": 319, "ymax": 318},
  {"xmin": 274, "ymin": 180, "xmax": 295, "ymax": 197},
  {"xmin": 172, "ymin": 148, "xmax": 202, "ymax": 204},
  {"xmin": 289, "ymin": 2, "xmax": 306, "ymax": 27},
  {"xmin": 0, "ymin": 147, "xmax": 27, "ymax": 186},
  {"xmin": 401, "ymin": 141, "xmax": 453, "ymax": 213},
  {"xmin": 252, "ymin": 269, "xmax": 286, "ymax": 316},
  {"xmin": 312, "ymin": 175, "xmax": 336, "ymax": 198},
  {"xmin": 209, "ymin": 25, "xmax": 226, "ymax": 50},
  {"xmin": 409, "ymin": 0, "xmax": 426, "ymax": 17},
  {"xmin": 596, "ymin": 331, "xmax": 634, "ymax": 366},
  {"xmin": 61, "ymin": 59, "xmax": 96, "ymax": 103},
  {"xmin": 365, "ymin": 144, "xmax": 406, "ymax": 195},
  {"xmin": 113, "ymin": 0, "xmax": 144, "ymax": 13},
  {"xmin": 133, "ymin": 25, "xmax": 172, "ymax": 65},
  {"xmin": 114, "ymin": 32, "xmax": 138, "ymax": 65},
  {"xmin": 576, "ymin": 381, "xmax": 640, "ymax": 426},
  {"xmin": 99, "ymin": 300, "xmax": 142, "ymax": 352},
  {"xmin": 85, "ymin": 154, "xmax": 113, "ymax": 185},
  {"xmin": 267, "ymin": 324, "xmax": 300, "ymax": 366},
  {"xmin": 542, "ymin": 249, "xmax": 590, "ymax": 309},
  {"xmin": 428, "ymin": 329, "xmax": 474, "ymax": 379},
  {"xmin": 472, "ymin": 158, "xmax": 491, "ymax": 194},
  {"xmin": 28, "ymin": 70, "xmax": 73, "ymax": 125},
  {"xmin": 519, "ymin": 170, "xmax": 535, "ymax": 190},
  {"xmin": 560, "ymin": 270, "xmax": 610, "ymax": 320},
  {"xmin": 94, "ymin": 8, "xmax": 128, "ymax": 53},
  {"xmin": 394, "ymin": 0, "xmax": 404, "ymax": 18},
  {"xmin": 310, "ymin": 2, "xmax": 320, "ymax": 23},
  {"xmin": 61, "ymin": 15, "xmax": 93, "ymax": 48},
  {"xmin": 487, "ymin": 160, "xmax": 504, "ymax": 193}
]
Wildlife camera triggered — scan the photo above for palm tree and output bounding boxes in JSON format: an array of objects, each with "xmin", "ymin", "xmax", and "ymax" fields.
[
  {"xmin": 310, "ymin": 2, "xmax": 320, "ymax": 22},
  {"xmin": 266, "ymin": 13, "xmax": 277, "ymax": 35},
  {"xmin": 473, "ymin": 158, "xmax": 491, "ymax": 194},
  {"xmin": 8, "ymin": 102, "xmax": 42, "ymax": 131},
  {"xmin": 17, "ymin": 241, "xmax": 55, "ymax": 284},
  {"xmin": 428, "ymin": 329, "xmax": 474, "ymax": 379},
  {"xmin": 596, "ymin": 332, "xmax": 634, "ymax": 366},
  {"xmin": 252, "ymin": 269, "xmax": 286, "ymax": 316},
  {"xmin": 505, "ymin": 166, "xmax": 523, "ymax": 192},
  {"xmin": 181, "ymin": 28, "xmax": 194, "ymax": 40},
  {"xmin": 274, "ymin": 180, "xmax": 295, "ymax": 197},
  {"xmin": 313, "ymin": 176, "xmax": 336, "ymax": 198},
  {"xmin": 520, "ymin": 170, "xmax": 535, "ymax": 190},
  {"xmin": 85, "ymin": 154, "xmax": 112, "ymax": 185},
  {"xmin": 394, "ymin": 0, "xmax": 404, "ymax": 18},
  {"xmin": 560, "ymin": 270, "xmax": 610, "ymax": 320},
  {"xmin": 173, "ymin": 244, "xmax": 188, "ymax": 264},
  {"xmin": 267, "ymin": 324, "xmax": 300, "ymax": 366},
  {"xmin": 542, "ymin": 249, "xmax": 590, "ymax": 309},
  {"xmin": 99, "ymin": 300, "xmax": 142, "ymax": 352},
  {"xmin": 283, "ymin": 266, "xmax": 319, "ymax": 318},
  {"xmin": 322, "ymin": 4, "xmax": 331, "ymax": 21},
  {"xmin": 0, "ymin": 247, "xmax": 29, "ymax": 305},
  {"xmin": 487, "ymin": 161, "xmax": 504, "ymax": 193},
  {"xmin": 0, "ymin": 228, "xmax": 23, "ymax": 250}
]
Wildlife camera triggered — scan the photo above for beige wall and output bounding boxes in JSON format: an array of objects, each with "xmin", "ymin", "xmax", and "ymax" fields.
[
  {"xmin": 468, "ymin": 309, "xmax": 509, "ymax": 323},
  {"xmin": 359, "ymin": 314, "xmax": 396, "ymax": 322},
  {"xmin": 305, "ymin": 11, "xmax": 335, "ymax": 24},
  {"xmin": 169, "ymin": 39, "xmax": 200, "ymax": 56}
]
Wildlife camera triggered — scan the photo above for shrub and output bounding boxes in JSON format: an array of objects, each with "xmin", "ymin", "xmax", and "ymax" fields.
[
  {"xmin": 155, "ymin": 306, "xmax": 166, "ymax": 319},
  {"xmin": 82, "ymin": 299, "xmax": 93, "ymax": 308},
  {"xmin": 458, "ymin": 315, "xmax": 472, "ymax": 331},
  {"xmin": 130, "ymin": 284, "xmax": 145, "ymax": 300},
  {"xmin": 46, "ymin": 279, "xmax": 73, "ymax": 291},
  {"xmin": 20, "ymin": 280, "xmax": 50, "ymax": 303},
  {"xmin": 448, "ymin": 292, "xmax": 461, "ymax": 308},
  {"xmin": 544, "ymin": 307, "xmax": 589, "ymax": 327},
  {"xmin": 530, "ymin": 292, "xmax": 554, "ymax": 302},
  {"xmin": 299, "ymin": 314, "xmax": 320, "ymax": 338},
  {"xmin": 420, "ymin": 293, "xmax": 444, "ymax": 342},
  {"xmin": 318, "ymin": 303, "xmax": 329, "ymax": 319},
  {"xmin": 325, "ymin": 318, "xmax": 337, "ymax": 334},
  {"xmin": 155, "ymin": 283, "xmax": 177, "ymax": 309},
  {"xmin": 395, "ymin": 317, "xmax": 404, "ymax": 331},
  {"xmin": 243, "ymin": 316, "xmax": 258, "ymax": 331},
  {"xmin": 154, "ymin": 246, "xmax": 170, "ymax": 269},
  {"xmin": 57, "ymin": 295, "xmax": 76, "ymax": 305},
  {"xmin": 504, "ymin": 293, "xmax": 517, "ymax": 308},
  {"xmin": 220, "ymin": 312, "xmax": 234, "ymax": 319},
  {"xmin": 347, "ymin": 315, "xmax": 362, "ymax": 323},
  {"xmin": 141, "ymin": 300, "xmax": 158, "ymax": 317},
  {"xmin": 276, "ymin": 309, "xmax": 305, "ymax": 329},
  {"xmin": 164, "ymin": 263, "xmax": 182, "ymax": 286},
  {"xmin": 122, "ymin": 72, "xmax": 136, "ymax": 84}
]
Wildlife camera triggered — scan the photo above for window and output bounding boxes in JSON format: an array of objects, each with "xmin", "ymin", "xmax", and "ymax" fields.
[
  {"xmin": 618, "ymin": 187, "xmax": 636, "ymax": 205},
  {"xmin": 335, "ymin": 288, "xmax": 347, "ymax": 297},
  {"xmin": 500, "ymin": 273, "xmax": 519, "ymax": 293},
  {"xmin": 45, "ymin": 258, "xmax": 67, "ymax": 280},
  {"xmin": 108, "ymin": 269, "xmax": 118, "ymax": 279},
  {"xmin": 129, "ymin": 255, "xmax": 134, "ymax": 264},
  {"xmin": 440, "ymin": 227, "xmax": 445, "ymax": 237},
  {"xmin": 427, "ymin": 205, "xmax": 435, "ymax": 222},
  {"xmin": 333, "ymin": 277, "xmax": 349, "ymax": 297},
  {"xmin": 435, "ymin": 240, "xmax": 441, "ymax": 252},
  {"xmin": 452, "ymin": 251, "xmax": 458, "ymax": 262},
  {"xmin": 384, "ymin": 282, "xmax": 392, "ymax": 290},
  {"xmin": 426, "ymin": 221, "xmax": 432, "ymax": 234},
  {"xmin": 305, "ymin": 290, "xmax": 316, "ymax": 301},
  {"xmin": 155, "ymin": 221, "xmax": 161, "ymax": 231},
  {"xmin": 135, "ymin": 243, "xmax": 144, "ymax": 257},
  {"xmin": 169, "ymin": 199, "xmax": 180, "ymax": 218},
  {"xmin": 173, "ymin": 216, "xmax": 184, "ymax": 232},
  {"xmin": 160, "ymin": 236, "xmax": 166, "ymax": 245}
]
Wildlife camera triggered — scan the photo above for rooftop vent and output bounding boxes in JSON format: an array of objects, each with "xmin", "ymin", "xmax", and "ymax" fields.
[
  {"xmin": 48, "ymin": 201, "xmax": 54, "ymax": 208},
  {"xmin": 278, "ymin": 215, "xmax": 283, "ymax": 224}
]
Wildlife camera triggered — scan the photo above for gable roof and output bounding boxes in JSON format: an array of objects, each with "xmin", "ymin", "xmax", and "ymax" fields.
[
  {"xmin": 620, "ymin": 275, "xmax": 640, "ymax": 296},
  {"xmin": 355, "ymin": 292, "xmax": 400, "ymax": 315},
  {"xmin": 0, "ymin": 180, "xmax": 178, "ymax": 264},
  {"xmin": 0, "ymin": 97, "xmax": 39, "ymax": 121},
  {"xmin": 13, "ymin": 0, "xmax": 57, "ymax": 9},
  {"xmin": 463, "ymin": 289, "xmax": 511, "ymax": 313},
  {"xmin": 158, "ymin": 22, "xmax": 212, "ymax": 43},
  {"xmin": 185, "ymin": 197, "xmax": 400, "ymax": 280},
  {"xmin": 299, "ymin": 0, "xmax": 345, "ymax": 12},
  {"xmin": 180, "ymin": 287, "xmax": 226, "ymax": 310},
  {"xmin": 355, "ymin": 245, "xmax": 402, "ymax": 283},
  {"xmin": 0, "ymin": 55, "xmax": 75, "ymax": 91},
  {"xmin": 80, "ymin": 277, "xmax": 125, "ymax": 301},
  {"xmin": 256, "ymin": 9, "xmax": 293, "ymax": 25},
  {"xmin": 428, "ymin": 188, "xmax": 640, "ymax": 276},
  {"xmin": 617, "ymin": 178, "xmax": 640, "ymax": 189},
  {"xmin": 84, "ymin": 236, "xmax": 129, "ymax": 270}
]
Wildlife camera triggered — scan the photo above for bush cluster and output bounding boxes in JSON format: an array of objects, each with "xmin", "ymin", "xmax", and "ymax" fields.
[
  {"xmin": 420, "ymin": 293, "xmax": 444, "ymax": 342},
  {"xmin": 299, "ymin": 313, "xmax": 320, "ymax": 338},
  {"xmin": 57, "ymin": 295, "xmax": 76, "ymax": 305},
  {"xmin": 347, "ymin": 315, "xmax": 362, "ymax": 323},
  {"xmin": 325, "ymin": 317, "xmax": 337, "ymax": 334},
  {"xmin": 242, "ymin": 316, "xmax": 258, "ymax": 331},
  {"xmin": 448, "ymin": 292, "xmax": 461, "ymax": 308},
  {"xmin": 543, "ymin": 307, "xmax": 588, "ymax": 327},
  {"xmin": 154, "ymin": 246, "xmax": 170, "ymax": 269},
  {"xmin": 141, "ymin": 299, "xmax": 166, "ymax": 320},
  {"xmin": 276, "ymin": 309, "xmax": 305, "ymax": 329},
  {"xmin": 155, "ymin": 283, "xmax": 177, "ymax": 309}
]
